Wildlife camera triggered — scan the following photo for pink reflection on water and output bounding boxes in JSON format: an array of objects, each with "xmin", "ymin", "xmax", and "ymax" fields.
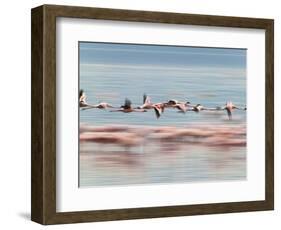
[
  {"xmin": 80, "ymin": 123, "xmax": 246, "ymax": 149},
  {"xmin": 79, "ymin": 123, "xmax": 246, "ymax": 187}
]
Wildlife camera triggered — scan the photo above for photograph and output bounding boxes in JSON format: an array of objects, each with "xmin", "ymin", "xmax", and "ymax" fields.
[
  {"xmin": 79, "ymin": 42, "xmax": 247, "ymax": 187},
  {"xmin": 30, "ymin": 4, "xmax": 274, "ymax": 224}
]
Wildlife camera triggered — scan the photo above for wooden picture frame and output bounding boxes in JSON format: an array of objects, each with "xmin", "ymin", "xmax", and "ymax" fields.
[{"xmin": 31, "ymin": 4, "xmax": 274, "ymax": 225}]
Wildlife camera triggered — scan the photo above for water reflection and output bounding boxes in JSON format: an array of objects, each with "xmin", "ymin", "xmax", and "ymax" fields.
[{"xmin": 80, "ymin": 124, "xmax": 246, "ymax": 187}]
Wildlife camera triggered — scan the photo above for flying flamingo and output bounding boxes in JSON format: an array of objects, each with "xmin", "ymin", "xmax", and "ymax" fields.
[
  {"xmin": 164, "ymin": 99, "xmax": 191, "ymax": 113},
  {"xmin": 79, "ymin": 89, "xmax": 114, "ymax": 110},
  {"xmin": 110, "ymin": 98, "xmax": 147, "ymax": 113},
  {"xmin": 223, "ymin": 101, "xmax": 246, "ymax": 120},
  {"xmin": 137, "ymin": 94, "xmax": 168, "ymax": 118},
  {"xmin": 137, "ymin": 94, "xmax": 154, "ymax": 109}
]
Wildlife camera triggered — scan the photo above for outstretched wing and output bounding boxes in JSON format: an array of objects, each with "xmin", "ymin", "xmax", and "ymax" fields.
[
  {"xmin": 234, "ymin": 106, "xmax": 247, "ymax": 110},
  {"xmin": 153, "ymin": 107, "xmax": 161, "ymax": 119},
  {"xmin": 143, "ymin": 94, "xmax": 147, "ymax": 104},
  {"xmin": 124, "ymin": 98, "xmax": 132, "ymax": 109},
  {"xmin": 226, "ymin": 109, "xmax": 232, "ymax": 120},
  {"xmin": 226, "ymin": 101, "xmax": 233, "ymax": 108},
  {"xmin": 176, "ymin": 103, "xmax": 187, "ymax": 112},
  {"xmin": 79, "ymin": 89, "xmax": 86, "ymax": 102},
  {"xmin": 143, "ymin": 94, "xmax": 151, "ymax": 104},
  {"xmin": 168, "ymin": 99, "xmax": 177, "ymax": 105}
]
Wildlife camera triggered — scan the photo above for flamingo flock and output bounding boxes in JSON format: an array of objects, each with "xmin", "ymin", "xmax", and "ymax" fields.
[{"xmin": 79, "ymin": 90, "xmax": 246, "ymax": 120}]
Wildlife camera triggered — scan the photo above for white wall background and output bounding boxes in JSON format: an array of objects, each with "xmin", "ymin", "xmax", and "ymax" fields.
[{"xmin": 0, "ymin": 0, "xmax": 279, "ymax": 229}]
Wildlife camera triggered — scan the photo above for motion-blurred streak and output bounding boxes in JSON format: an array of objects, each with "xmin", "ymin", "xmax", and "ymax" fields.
[
  {"xmin": 80, "ymin": 124, "xmax": 246, "ymax": 148},
  {"xmin": 80, "ymin": 124, "xmax": 130, "ymax": 133},
  {"xmin": 80, "ymin": 131, "xmax": 142, "ymax": 147}
]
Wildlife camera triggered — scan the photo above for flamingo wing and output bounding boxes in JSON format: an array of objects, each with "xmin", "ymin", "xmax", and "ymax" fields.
[
  {"xmin": 176, "ymin": 103, "xmax": 187, "ymax": 112},
  {"xmin": 143, "ymin": 94, "xmax": 147, "ymax": 104},
  {"xmin": 226, "ymin": 108, "xmax": 232, "ymax": 120},
  {"xmin": 123, "ymin": 98, "xmax": 132, "ymax": 109},
  {"xmin": 153, "ymin": 107, "xmax": 161, "ymax": 119}
]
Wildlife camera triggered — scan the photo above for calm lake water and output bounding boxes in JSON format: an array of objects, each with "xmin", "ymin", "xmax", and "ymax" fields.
[{"xmin": 79, "ymin": 42, "xmax": 247, "ymax": 187}]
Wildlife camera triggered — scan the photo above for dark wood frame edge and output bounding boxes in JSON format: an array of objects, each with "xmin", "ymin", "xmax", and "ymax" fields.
[{"xmin": 31, "ymin": 4, "xmax": 274, "ymax": 225}]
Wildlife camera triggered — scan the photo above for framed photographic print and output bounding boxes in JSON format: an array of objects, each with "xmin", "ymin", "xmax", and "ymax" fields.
[{"xmin": 31, "ymin": 4, "xmax": 274, "ymax": 225}]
